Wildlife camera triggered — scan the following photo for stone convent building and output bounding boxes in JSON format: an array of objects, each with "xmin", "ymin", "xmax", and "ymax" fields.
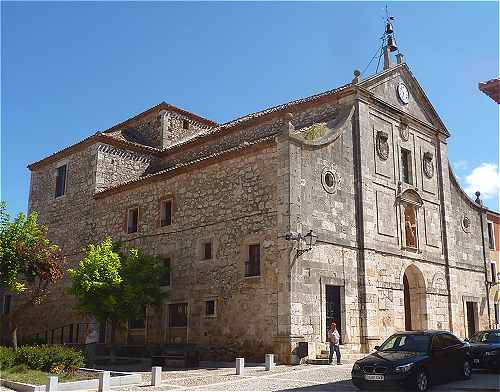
[{"xmin": 19, "ymin": 56, "xmax": 496, "ymax": 363}]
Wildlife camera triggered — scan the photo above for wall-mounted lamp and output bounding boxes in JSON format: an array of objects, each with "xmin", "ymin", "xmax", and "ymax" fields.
[{"xmin": 285, "ymin": 229, "xmax": 318, "ymax": 256}]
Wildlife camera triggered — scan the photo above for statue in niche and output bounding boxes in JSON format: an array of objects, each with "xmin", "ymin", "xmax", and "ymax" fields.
[{"xmin": 404, "ymin": 206, "xmax": 417, "ymax": 248}]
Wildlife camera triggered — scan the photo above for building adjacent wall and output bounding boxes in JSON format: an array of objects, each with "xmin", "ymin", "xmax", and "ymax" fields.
[{"xmin": 93, "ymin": 140, "xmax": 283, "ymax": 361}]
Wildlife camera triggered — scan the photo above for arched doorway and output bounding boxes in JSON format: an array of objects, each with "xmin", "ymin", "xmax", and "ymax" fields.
[{"xmin": 403, "ymin": 265, "xmax": 428, "ymax": 331}]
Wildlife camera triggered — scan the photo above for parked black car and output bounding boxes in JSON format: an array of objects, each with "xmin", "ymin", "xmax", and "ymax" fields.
[
  {"xmin": 467, "ymin": 329, "xmax": 500, "ymax": 373},
  {"xmin": 351, "ymin": 331, "xmax": 472, "ymax": 391}
]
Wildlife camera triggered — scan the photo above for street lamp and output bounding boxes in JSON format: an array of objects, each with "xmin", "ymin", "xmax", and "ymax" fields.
[{"xmin": 285, "ymin": 229, "xmax": 317, "ymax": 256}]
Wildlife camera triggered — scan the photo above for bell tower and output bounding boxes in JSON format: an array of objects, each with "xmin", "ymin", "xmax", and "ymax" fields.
[{"xmin": 383, "ymin": 13, "xmax": 398, "ymax": 69}]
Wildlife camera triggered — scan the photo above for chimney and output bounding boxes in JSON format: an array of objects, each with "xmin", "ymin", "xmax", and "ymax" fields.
[{"xmin": 159, "ymin": 110, "xmax": 171, "ymax": 149}]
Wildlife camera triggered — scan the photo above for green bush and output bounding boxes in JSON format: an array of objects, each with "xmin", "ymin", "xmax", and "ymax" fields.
[
  {"xmin": 0, "ymin": 346, "xmax": 16, "ymax": 369},
  {"xmin": 15, "ymin": 345, "xmax": 84, "ymax": 372}
]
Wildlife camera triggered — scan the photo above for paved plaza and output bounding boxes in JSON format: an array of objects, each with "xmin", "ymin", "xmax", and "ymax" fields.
[{"xmin": 112, "ymin": 364, "xmax": 499, "ymax": 392}]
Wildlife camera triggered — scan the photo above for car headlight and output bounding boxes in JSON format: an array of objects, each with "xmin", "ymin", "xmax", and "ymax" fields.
[
  {"xmin": 394, "ymin": 363, "xmax": 414, "ymax": 373},
  {"xmin": 353, "ymin": 362, "xmax": 361, "ymax": 371},
  {"xmin": 485, "ymin": 351, "xmax": 500, "ymax": 356}
]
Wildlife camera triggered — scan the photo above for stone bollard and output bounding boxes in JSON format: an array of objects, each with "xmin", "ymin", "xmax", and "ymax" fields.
[
  {"xmin": 151, "ymin": 366, "xmax": 162, "ymax": 386},
  {"xmin": 236, "ymin": 357, "xmax": 245, "ymax": 375},
  {"xmin": 98, "ymin": 371, "xmax": 110, "ymax": 392},
  {"xmin": 46, "ymin": 376, "xmax": 58, "ymax": 392},
  {"xmin": 265, "ymin": 354, "xmax": 275, "ymax": 371}
]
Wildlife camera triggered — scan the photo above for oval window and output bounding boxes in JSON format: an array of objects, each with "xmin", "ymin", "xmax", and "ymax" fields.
[{"xmin": 322, "ymin": 170, "xmax": 337, "ymax": 194}]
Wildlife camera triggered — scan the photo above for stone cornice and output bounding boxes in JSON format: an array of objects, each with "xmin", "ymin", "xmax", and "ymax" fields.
[{"xmin": 27, "ymin": 133, "xmax": 162, "ymax": 171}]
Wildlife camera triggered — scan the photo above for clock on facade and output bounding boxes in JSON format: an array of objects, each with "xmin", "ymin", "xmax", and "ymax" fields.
[{"xmin": 397, "ymin": 83, "xmax": 409, "ymax": 104}]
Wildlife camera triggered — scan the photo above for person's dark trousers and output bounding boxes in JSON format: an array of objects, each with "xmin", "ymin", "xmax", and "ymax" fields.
[{"xmin": 329, "ymin": 342, "xmax": 341, "ymax": 364}]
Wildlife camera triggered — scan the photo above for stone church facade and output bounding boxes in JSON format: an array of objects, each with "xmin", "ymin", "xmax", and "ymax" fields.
[{"xmin": 18, "ymin": 61, "xmax": 495, "ymax": 363}]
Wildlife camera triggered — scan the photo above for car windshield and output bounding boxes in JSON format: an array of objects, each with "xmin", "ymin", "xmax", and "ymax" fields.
[
  {"xmin": 470, "ymin": 331, "xmax": 500, "ymax": 344},
  {"xmin": 378, "ymin": 334, "xmax": 430, "ymax": 353}
]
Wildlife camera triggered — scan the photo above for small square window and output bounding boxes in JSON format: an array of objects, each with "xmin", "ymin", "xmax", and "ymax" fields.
[
  {"xmin": 183, "ymin": 119, "xmax": 190, "ymax": 130},
  {"xmin": 160, "ymin": 199, "xmax": 172, "ymax": 227},
  {"xmin": 127, "ymin": 208, "xmax": 139, "ymax": 234},
  {"xmin": 205, "ymin": 300, "xmax": 216, "ymax": 317},
  {"xmin": 202, "ymin": 241, "xmax": 212, "ymax": 260},
  {"xmin": 55, "ymin": 164, "xmax": 67, "ymax": 197},
  {"xmin": 169, "ymin": 303, "xmax": 188, "ymax": 327}
]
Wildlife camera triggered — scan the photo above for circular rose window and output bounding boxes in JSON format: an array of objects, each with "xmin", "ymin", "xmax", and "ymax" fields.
[{"xmin": 322, "ymin": 169, "xmax": 338, "ymax": 194}]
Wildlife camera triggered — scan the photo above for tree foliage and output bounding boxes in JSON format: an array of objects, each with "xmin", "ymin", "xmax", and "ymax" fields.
[
  {"xmin": 69, "ymin": 238, "xmax": 167, "ymax": 340},
  {"xmin": 0, "ymin": 201, "xmax": 66, "ymax": 348}
]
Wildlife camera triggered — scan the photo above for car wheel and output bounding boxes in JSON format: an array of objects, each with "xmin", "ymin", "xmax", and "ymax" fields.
[
  {"xmin": 461, "ymin": 360, "xmax": 472, "ymax": 380},
  {"xmin": 415, "ymin": 370, "xmax": 429, "ymax": 392}
]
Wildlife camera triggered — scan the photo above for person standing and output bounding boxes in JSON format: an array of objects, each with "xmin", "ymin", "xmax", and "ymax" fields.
[{"xmin": 327, "ymin": 322, "xmax": 342, "ymax": 365}]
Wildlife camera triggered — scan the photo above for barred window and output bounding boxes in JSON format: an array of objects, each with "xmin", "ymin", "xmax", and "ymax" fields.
[{"xmin": 169, "ymin": 303, "xmax": 188, "ymax": 327}]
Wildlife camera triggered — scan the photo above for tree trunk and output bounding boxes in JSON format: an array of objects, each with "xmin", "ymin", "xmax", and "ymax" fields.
[
  {"xmin": 11, "ymin": 326, "xmax": 18, "ymax": 351},
  {"xmin": 109, "ymin": 320, "xmax": 117, "ymax": 364}
]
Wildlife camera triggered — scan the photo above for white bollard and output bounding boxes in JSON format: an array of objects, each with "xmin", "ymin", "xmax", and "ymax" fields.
[
  {"xmin": 265, "ymin": 353, "xmax": 275, "ymax": 371},
  {"xmin": 151, "ymin": 366, "xmax": 162, "ymax": 386},
  {"xmin": 46, "ymin": 376, "xmax": 58, "ymax": 392},
  {"xmin": 98, "ymin": 371, "xmax": 110, "ymax": 392},
  {"xmin": 236, "ymin": 357, "xmax": 245, "ymax": 375}
]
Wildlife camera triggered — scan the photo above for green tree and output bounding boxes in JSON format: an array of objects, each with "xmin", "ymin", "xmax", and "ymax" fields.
[
  {"xmin": 0, "ymin": 201, "xmax": 66, "ymax": 350},
  {"xmin": 68, "ymin": 238, "xmax": 166, "ymax": 345}
]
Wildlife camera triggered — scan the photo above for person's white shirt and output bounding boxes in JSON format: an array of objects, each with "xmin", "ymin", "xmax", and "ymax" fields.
[
  {"xmin": 327, "ymin": 328, "xmax": 340, "ymax": 345},
  {"xmin": 85, "ymin": 322, "xmax": 99, "ymax": 344}
]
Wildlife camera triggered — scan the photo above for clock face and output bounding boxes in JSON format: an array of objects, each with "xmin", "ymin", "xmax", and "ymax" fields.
[{"xmin": 397, "ymin": 83, "xmax": 409, "ymax": 104}]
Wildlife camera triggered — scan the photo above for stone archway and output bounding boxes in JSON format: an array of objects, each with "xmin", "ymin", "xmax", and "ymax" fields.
[{"xmin": 403, "ymin": 265, "xmax": 428, "ymax": 331}]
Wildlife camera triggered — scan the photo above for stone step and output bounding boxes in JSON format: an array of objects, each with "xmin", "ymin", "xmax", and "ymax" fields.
[
  {"xmin": 307, "ymin": 358, "xmax": 357, "ymax": 365},
  {"xmin": 316, "ymin": 354, "xmax": 366, "ymax": 361}
]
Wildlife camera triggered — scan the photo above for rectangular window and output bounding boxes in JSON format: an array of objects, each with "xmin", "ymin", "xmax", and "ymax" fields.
[
  {"xmin": 169, "ymin": 303, "xmax": 188, "ymax": 327},
  {"xmin": 245, "ymin": 244, "xmax": 261, "ymax": 277},
  {"xmin": 183, "ymin": 119, "xmax": 190, "ymax": 130},
  {"xmin": 202, "ymin": 241, "xmax": 212, "ymax": 260},
  {"xmin": 495, "ymin": 303, "xmax": 500, "ymax": 325},
  {"xmin": 487, "ymin": 222, "xmax": 495, "ymax": 250},
  {"xmin": 160, "ymin": 199, "xmax": 172, "ymax": 227},
  {"xmin": 127, "ymin": 208, "xmax": 138, "ymax": 234},
  {"xmin": 2, "ymin": 295, "xmax": 11, "ymax": 314},
  {"xmin": 161, "ymin": 258, "xmax": 171, "ymax": 287},
  {"xmin": 491, "ymin": 262, "xmax": 498, "ymax": 283},
  {"xmin": 129, "ymin": 309, "xmax": 146, "ymax": 330},
  {"xmin": 55, "ymin": 164, "xmax": 67, "ymax": 197},
  {"xmin": 401, "ymin": 148, "xmax": 412, "ymax": 184},
  {"xmin": 205, "ymin": 300, "xmax": 216, "ymax": 317}
]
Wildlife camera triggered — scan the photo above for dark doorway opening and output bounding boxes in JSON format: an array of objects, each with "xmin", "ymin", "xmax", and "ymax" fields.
[
  {"xmin": 326, "ymin": 285, "xmax": 342, "ymax": 343},
  {"xmin": 403, "ymin": 274, "xmax": 412, "ymax": 331},
  {"xmin": 466, "ymin": 301, "xmax": 476, "ymax": 338}
]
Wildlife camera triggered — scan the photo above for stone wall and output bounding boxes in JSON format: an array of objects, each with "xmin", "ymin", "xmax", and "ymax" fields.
[
  {"xmin": 107, "ymin": 109, "xmax": 212, "ymax": 150},
  {"xmin": 93, "ymin": 141, "xmax": 284, "ymax": 361}
]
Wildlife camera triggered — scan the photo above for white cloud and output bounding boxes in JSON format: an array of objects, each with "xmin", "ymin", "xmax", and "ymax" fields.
[{"xmin": 464, "ymin": 163, "xmax": 500, "ymax": 201}]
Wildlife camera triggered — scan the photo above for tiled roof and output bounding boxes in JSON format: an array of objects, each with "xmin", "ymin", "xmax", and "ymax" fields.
[
  {"xmin": 158, "ymin": 82, "xmax": 353, "ymax": 154},
  {"xmin": 479, "ymin": 78, "xmax": 500, "ymax": 104},
  {"xmin": 27, "ymin": 133, "xmax": 162, "ymax": 170},
  {"xmin": 103, "ymin": 102, "xmax": 218, "ymax": 133},
  {"xmin": 94, "ymin": 135, "xmax": 276, "ymax": 199}
]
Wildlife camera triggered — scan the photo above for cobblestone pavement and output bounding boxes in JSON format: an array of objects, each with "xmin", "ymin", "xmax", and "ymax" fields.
[{"xmin": 111, "ymin": 365, "xmax": 499, "ymax": 392}]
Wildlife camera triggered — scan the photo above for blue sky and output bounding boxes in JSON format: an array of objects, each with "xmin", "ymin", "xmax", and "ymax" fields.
[{"xmin": 2, "ymin": 1, "xmax": 499, "ymax": 217}]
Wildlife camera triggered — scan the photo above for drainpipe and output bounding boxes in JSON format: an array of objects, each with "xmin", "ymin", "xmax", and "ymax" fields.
[{"xmin": 475, "ymin": 192, "xmax": 492, "ymax": 329}]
